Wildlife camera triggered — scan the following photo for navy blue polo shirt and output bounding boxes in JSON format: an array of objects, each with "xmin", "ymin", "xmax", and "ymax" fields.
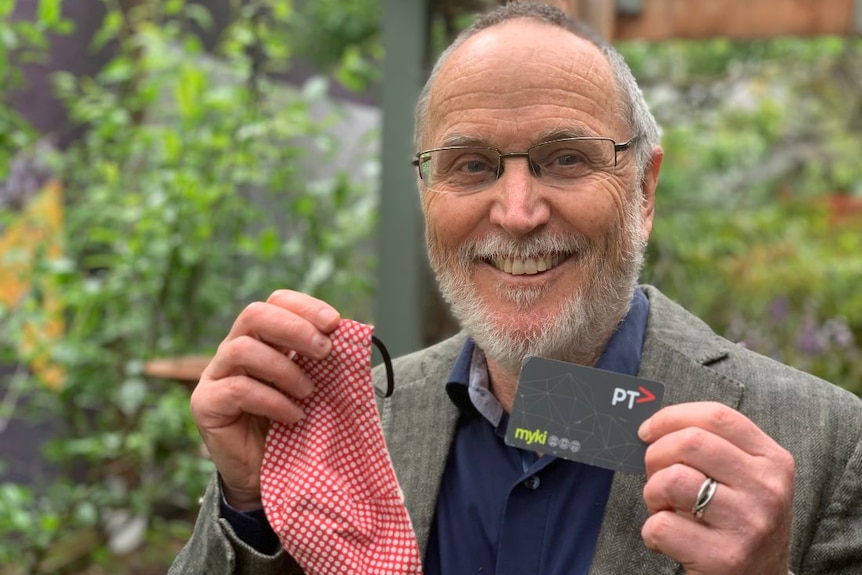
[{"xmin": 423, "ymin": 288, "xmax": 649, "ymax": 575}]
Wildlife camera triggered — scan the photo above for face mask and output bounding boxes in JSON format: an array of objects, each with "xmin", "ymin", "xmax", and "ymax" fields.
[{"xmin": 260, "ymin": 319, "xmax": 422, "ymax": 574}]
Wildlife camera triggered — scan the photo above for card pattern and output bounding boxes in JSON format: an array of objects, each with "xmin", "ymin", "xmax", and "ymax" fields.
[{"xmin": 505, "ymin": 357, "xmax": 665, "ymax": 475}]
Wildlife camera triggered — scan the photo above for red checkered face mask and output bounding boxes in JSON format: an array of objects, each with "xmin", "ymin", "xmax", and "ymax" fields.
[{"xmin": 260, "ymin": 320, "xmax": 423, "ymax": 574}]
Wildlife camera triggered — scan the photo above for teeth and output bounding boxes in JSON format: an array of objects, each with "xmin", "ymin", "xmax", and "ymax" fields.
[{"xmin": 491, "ymin": 254, "xmax": 564, "ymax": 276}]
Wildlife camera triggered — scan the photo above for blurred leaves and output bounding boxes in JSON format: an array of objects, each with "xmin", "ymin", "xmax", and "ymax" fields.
[
  {"xmin": 624, "ymin": 37, "xmax": 862, "ymax": 395},
  {"xmin": 3, "ymin": 2, "xmax": 862, "ymax": 572},
  {"xmin": 289, "ymin": 0, "xmax": 381, "ymax": 91},
  {"xmin": 0, "ymin": 0, "xmax": 377, "ymax": 570},
  {"xmin": 0, "ymin": 0, "xmax": 71, "ymax": 185}
]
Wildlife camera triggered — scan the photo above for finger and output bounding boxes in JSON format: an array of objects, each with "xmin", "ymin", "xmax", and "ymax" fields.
[
  {"xmin": 643, "ymin": 426, "xmax": 754, "ymax": 486},
  {"xmin": 641, "ymin": 511, "xmax": 726, "ymax": 572},
  {"xmin": 643, "ymin": 498, "xmax": 793, "ymax": 574},
  {"xmin": 226, "ymin": 299, "xmax": 339, "ymax": 361},
  {"xmin": 191, "ymin": 373, "xmax": 306, "ymax": 428},
  {"xmin": 643, "ymin": 463, "xmax": 711, "ymax": 515},
  {"xmin": 266, "ymin": 289, "xmax": 341, "ymax": 333},
  {"xmin": 638, "ymin": 402, "xmax": 781, "ymax": 458},
  {"xmin": 642, "ymin": 435, "xmax": 794, "ymax": 530},
  {"xmin": 205, "ymin": 335, "xmax": 315, "ymax": 398},
  {"xmin": 642, "ymin": 466, "xmax": 741, "ymax": 528}
]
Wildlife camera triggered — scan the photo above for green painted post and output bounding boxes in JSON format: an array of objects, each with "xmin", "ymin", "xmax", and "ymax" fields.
[{"xmin": 376, "ymin": 0, "xmax": 429, "ymax": 357}]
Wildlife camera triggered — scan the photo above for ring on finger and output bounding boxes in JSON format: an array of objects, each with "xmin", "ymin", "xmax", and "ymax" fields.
[{"xmin": 691, "ymin": 476, "xmax": 719, "ymax": 520}]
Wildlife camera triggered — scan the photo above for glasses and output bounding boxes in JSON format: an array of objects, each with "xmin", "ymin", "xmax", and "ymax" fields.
[{"xmin": 413, "ymin": 136, "xmax": 637, "ymax": 195}]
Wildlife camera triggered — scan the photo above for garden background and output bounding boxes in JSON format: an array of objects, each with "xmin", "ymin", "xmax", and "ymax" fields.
[{"xmin": 1, "ymin": 1, "xmax": 860, "ymax": 573}]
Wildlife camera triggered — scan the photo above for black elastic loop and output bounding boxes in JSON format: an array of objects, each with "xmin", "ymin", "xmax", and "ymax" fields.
[{"xmin": 371, "ymin": 335, "xmax": 395, "ymax": 398}]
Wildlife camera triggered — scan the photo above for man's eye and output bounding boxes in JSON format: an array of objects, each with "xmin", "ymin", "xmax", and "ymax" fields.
[
  {"xmin": 551, "ymin": 151, "xmax": 586, "ymax": 167},
  {"xmin": 454, "ymin": 157, "xmax": 494, "ymax": 174},
  {"xmin": 462, "ymin": 160, "xmax": 490, "ymax": 173}
]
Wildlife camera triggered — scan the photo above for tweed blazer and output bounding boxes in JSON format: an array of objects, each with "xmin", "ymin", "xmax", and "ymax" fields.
[{"xmin": 169, "ymin": 286, "xmax": 862, "ymax": 574}]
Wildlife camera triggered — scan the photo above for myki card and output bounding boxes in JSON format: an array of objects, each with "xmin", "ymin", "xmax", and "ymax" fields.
[{"xmin": 504, "ymin": 356, "xmax": 665, "ymax": 475}]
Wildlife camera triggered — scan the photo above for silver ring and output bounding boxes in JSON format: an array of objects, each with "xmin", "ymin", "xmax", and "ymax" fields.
[{"xmin": 691, "ymin": 477, "xmax": 718, "ymax": 520}]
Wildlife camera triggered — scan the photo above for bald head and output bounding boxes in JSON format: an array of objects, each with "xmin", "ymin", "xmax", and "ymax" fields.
[{"xmin": 414, "ymin": 1, "xmax": 660, "ymax": 175}]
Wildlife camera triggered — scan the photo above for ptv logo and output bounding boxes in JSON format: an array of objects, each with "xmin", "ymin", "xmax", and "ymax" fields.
[{"xmin": 611, "ymin": 386, "xmax": 657, "ymax": 409}]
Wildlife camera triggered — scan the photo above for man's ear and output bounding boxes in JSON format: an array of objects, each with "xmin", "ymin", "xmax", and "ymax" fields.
[{"xmin": 639, "ymin": 146, "xmax": 663, "ymax": 240}]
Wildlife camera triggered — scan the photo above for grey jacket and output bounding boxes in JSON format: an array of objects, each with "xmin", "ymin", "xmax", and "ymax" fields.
[{"xmin": 169, "ymin": 286, "xmax": 862, "ymax": 574}]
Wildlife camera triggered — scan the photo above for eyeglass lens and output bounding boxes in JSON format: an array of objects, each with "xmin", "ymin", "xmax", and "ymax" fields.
[{"xmin": 419, "ymin": 138, "xmax": 618, "ymax": 194}]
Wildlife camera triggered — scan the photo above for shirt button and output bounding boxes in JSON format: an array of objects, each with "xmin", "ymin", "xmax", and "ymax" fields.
[{"xmin": 523, "ymin": 475, "xmax": 541, "ymax": 490}]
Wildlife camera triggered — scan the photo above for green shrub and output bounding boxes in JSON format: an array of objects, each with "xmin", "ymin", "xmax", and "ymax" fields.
[{"xmin": 0, "ymin": 1, "xmax": 377, "ymax": 571}]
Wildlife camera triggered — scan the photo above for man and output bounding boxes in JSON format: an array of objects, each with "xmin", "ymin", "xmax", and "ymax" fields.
[{"xmin": 170, "ymin": 2, "xmax": 862, "ymax": 574}]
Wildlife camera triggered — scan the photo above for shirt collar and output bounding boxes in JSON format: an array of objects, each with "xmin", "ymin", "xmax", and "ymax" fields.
[{"xmin": 446, "ymin": 287, "xmax": 650, "ymax": 419}]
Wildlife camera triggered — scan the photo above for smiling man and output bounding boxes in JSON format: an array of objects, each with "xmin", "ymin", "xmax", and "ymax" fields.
[
  {"xmin": 171, "ymin": 3, "xmax": 862, "ymax": 574},
  {"xmin": 419, "ymin": 12, "xmax": 659, "ymax": 397}
]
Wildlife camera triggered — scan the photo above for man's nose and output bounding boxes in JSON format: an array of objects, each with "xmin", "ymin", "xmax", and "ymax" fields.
[{"xmin": 488, "ymin": 156, "xmax": 551, "ymax": 237}]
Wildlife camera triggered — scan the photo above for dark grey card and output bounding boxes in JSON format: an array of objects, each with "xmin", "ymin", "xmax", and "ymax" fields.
[{"xmin": 504, "ymin": 355, "xmax": 665, "ymax": 475}]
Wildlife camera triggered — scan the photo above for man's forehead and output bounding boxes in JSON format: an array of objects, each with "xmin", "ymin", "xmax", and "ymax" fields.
[
  {"xmin": 426, "ymin": 19, "xmax": 620, "ymax": 146},
  {"xmin": 437, "ymin": 126, "xmax": 602, "ymax": 148},
  {"xmin": 440, "ymin": 19, "xmax": 609, "ymax": 83},
  {"xmin": 463, "ymin": 19, "xmax": 597, "ymax": 55}
]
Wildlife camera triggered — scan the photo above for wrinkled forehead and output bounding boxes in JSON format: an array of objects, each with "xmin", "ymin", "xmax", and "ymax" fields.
[{"xmin": 426, "ymin": 19, "xmax": 622, "ymax": 148}]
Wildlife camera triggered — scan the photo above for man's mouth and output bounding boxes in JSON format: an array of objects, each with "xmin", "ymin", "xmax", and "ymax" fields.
[{"xmin": 488, "ymin": 253, "xmax": 567, "ymax": 276}]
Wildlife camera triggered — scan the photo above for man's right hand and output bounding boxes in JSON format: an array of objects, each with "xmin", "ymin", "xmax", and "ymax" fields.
[{"xmin": 189, "ymin": 290, "xmax": 341, "ymax": 511}]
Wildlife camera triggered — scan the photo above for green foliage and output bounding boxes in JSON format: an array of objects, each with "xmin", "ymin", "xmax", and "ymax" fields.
[
  {"xmin": 290, "ymin": 0, "xmax": 382, "ymax": 91},
  {"xmin": 0, "ymin": 0, "xmax": 72, "ymax": 182},
  {"xmin": 0, "ymin": 0, "xmax": 377, "ymax": 571},
  {"xmin": 623, "ymin": 37, "xmax": 862, "ymax": 396},
  {"xmin": 4, "ymin": 3, "xmax": 862, "ymax": 571}
]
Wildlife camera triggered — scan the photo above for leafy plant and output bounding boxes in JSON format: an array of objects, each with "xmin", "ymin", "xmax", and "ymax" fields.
[
  {"xmin": 0, "ymin": 0, "xmax": 72, "ymax": 184},
  {"xmin": 289, "ymin": 0, "xmax": 382, "ymax": 91},
  {"xmin": 0, "ymin": 0, "xmax": 377, "ymax": 571},
  {"xmin": 624, "ymin": 37, "xmax": 862, "ymax": 395}
]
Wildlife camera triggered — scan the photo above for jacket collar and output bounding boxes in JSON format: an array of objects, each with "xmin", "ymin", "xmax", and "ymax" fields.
[
  {"xmin": 375, "ymin": 333, "xmax": 465, "ymax": 558},
  {"xmin": 589, "ymin": 286, "xmax": 744, "ymax": 574},
  {"xmin": 377, "ymin": 286, "xmax": 745, "ymax": 572}
]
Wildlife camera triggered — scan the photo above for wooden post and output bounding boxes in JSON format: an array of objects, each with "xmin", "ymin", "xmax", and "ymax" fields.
[
  {"xmin": 615, "ymin": 0, "xmax": 859, "ymax": 40},
  {"xmin": 541, "ymin": 0, "xmax": 617, "ymax": 40},
  {"xmin": 376, "ymin": 0, "xmax": 429, "ymax": 357},
  {"xmin": 541, "ymin": 0, "xmax": 581, "ymax": 15},
  {"xmin": 579, "ymin": 0, "xmax": 617, "ymax": 40}
]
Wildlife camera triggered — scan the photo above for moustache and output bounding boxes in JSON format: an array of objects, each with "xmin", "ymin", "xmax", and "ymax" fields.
[{"xmin": 455, "ymin": 232, "xmax": 591, "ymax": 263}]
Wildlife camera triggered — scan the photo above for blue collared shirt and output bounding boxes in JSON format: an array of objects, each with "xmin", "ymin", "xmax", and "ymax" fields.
[{"xmin": 423, "ymin": 288, "xmax": 650, "ymax": 575}]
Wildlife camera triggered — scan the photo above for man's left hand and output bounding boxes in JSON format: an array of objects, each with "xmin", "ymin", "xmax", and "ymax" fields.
[{"xmin": 639, "ymin": 401, "xmax": 795, "ymax": 575}]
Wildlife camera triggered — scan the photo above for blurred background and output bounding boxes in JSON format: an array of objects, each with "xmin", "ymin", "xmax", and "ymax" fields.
[{"xmin": 0, "ymin": 0, "xmax": 860, "ymax": 573}]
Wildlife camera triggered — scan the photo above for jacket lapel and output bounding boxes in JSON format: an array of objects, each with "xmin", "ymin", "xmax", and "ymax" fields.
[
  {"xmin": 590, "ymin": 287, "xmax": 745, "ymax": 575},
  {"xmin": 374, "ymin": 334, "xmax": 465, "ymax": 558},
  {"xmin": 381, "ymin": 376, "xmax": 459, "ymax": 557},
  {"xmin": 374, "ymin": 287, "xmax": 748, "ymax": 572}
]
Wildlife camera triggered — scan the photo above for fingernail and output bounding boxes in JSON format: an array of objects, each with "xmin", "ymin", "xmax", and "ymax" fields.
[
  {"xmin": 638, "ymin": 420, "xmax": 651, "ymax": 441},
  {"xmin": 290, "ymin": 407, "xmax": 306, "ymax": 424},
  {"xmin": 318, "ymin": 307, "xmax": 340, "ymax": 327},
  {"xmin": 296, "ymin": 375, "xmax": 315, "ymax": 399},
  {"xmin": 312, "ymin": 333, "xmax": 332, "ymax": 357}
]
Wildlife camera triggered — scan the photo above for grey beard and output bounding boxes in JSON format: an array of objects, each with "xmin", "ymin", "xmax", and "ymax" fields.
[{"xmin": 428, "ymin": 201, "xmax": 646, "ymax": 377}]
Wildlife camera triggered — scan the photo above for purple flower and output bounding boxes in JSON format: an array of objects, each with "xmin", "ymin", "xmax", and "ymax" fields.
[
  {"xmin": 769, "ymin": 297, "xmax": 790, "ymax": 324},
  {"xmin": 796, "ymin": 317, "xmax": 824, "ymax": 356}
]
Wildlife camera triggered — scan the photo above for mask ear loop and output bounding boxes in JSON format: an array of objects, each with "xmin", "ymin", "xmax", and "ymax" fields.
[{"xmin": 371, "ymin": 335, "xmax": 395, "ymax": 398}]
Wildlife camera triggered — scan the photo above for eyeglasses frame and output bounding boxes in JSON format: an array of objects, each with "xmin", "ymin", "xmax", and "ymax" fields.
[{"xmin": 412, "ymin": 136, "xmax": 638, "ymax": 192}]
